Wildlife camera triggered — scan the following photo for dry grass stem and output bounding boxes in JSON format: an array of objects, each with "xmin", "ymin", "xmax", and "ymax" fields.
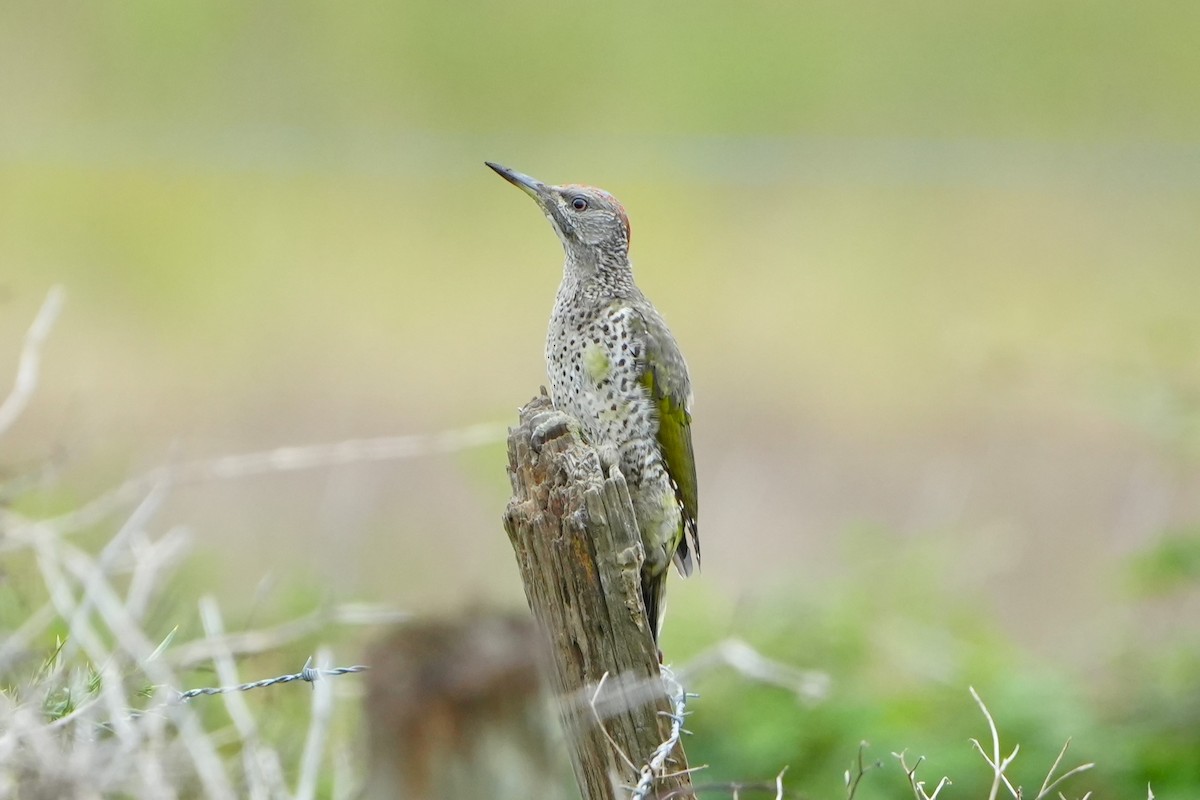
[
  {"xmin": 294, "ymin": 647, "xmax": 336, "ymax": 800},
  {"xmin": 199, "ymin": 596, "xmax": 290, "ymax": 799},
  {"xmin": 893, "ymin": 750, "xmax": 951, "ymax": 800},
  {"xmin": 2, "ymin": 422, "xmax": 508, "ymax": 554},
  {"xmin": 844, "ymin": 741, "xmax": 878, "ymax": 800},
  {"xmin": 0, "ymin": 285, "xmax": 64, "ymax": 438}
]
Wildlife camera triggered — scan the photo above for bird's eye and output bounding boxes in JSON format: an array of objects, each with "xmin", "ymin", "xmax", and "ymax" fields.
[{"xmin": 571, "ymin": 196, "xmax": 588, "ymax": 211}]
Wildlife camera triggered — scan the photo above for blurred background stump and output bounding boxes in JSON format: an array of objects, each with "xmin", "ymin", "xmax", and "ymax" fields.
[
  {"xmin": 503, "ymin": 393, "xmax": 695, "ymax": 800},
  {"xmin": 361, "ymin": 613, "xmax": 571, "ymax": 800}
]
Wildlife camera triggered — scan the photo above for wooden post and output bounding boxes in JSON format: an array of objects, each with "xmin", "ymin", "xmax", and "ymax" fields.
[
  {"xmin": 503, "ymin": 392, "xmax": 695, "ymax": 800},
  {"xmin": 360, "ymin": 614, "xmax": 572, "ymax": 800}
]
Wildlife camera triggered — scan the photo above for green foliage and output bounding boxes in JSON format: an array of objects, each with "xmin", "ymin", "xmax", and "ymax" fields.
[
  {"xmin": 667, "ymin": 530, "xmax": 1200, "ymax": 798},
  {"xmin": 1126, "ymin": 527, "xmax": 1200, "ymax": 596}
]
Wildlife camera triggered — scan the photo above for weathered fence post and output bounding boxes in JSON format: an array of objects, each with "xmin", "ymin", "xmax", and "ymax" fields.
[
  {"xmin": 361, "ymin": 613, "xmax": 571, "ymax": 800},
  {"xmin": 503, "ymin": 392, "xmax": 695, "ymax": 800}
]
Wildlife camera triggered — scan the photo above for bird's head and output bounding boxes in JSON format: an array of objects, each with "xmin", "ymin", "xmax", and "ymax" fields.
[{"xmin": 486, "ymin": 162, "xmax": 631, "ymax": 267}]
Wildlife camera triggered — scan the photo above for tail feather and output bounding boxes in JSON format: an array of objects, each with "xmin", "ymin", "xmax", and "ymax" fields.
[{"xmin": 642, "ymin": 572, "xmax": 667, "ymax": 643}]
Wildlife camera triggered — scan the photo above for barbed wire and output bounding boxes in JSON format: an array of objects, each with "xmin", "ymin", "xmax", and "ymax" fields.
[
  {"xmin": 176, "ymin": 658, "xmax": 368, "ymax": 702},
  {"xmin": 630, "ymin": 665, "xmax": 695, "ymax": 800},
  {"xmin": 1, "ymin": 421, "xmax": 509, "ymax": 551}
]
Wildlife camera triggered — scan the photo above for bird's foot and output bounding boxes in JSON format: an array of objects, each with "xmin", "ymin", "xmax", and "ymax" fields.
[
  {"xmin": 596, "ymin": 443, "xmax": 622, "ymax": 476},
  {"xmin": 529, "ymin": 409, "xmax": 581, "ymax": 452}
]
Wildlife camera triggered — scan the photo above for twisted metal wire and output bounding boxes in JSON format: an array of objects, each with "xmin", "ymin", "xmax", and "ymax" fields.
[{"xmin": 176, "ymin": 658, "xmax": 368, "ymax": 702}]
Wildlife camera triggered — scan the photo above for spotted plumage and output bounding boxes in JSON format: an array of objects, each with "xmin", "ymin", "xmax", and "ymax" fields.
[{"xmin": 487, "ymin": 162, "xmax": 698, "ymax": 642}]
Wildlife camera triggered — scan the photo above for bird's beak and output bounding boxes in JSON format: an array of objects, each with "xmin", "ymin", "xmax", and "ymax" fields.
[{"xmin": 486, "ymin": 162, "xmax": 552, "ymax": 206}]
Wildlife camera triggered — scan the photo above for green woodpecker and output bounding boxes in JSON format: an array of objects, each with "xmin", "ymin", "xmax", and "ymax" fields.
[{"xmin": 487, "ymin": 162, "xmax": 698, "ymax": 642}]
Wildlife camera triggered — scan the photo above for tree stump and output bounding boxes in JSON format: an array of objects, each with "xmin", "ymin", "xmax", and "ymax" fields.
[{"xmin": 503, "ymin": 392, "xmax": 695, "ymax": 800}]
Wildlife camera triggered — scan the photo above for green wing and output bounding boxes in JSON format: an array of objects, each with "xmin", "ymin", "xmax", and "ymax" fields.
[{"xmin": 633, "ymin": 307, "xmax": 699, "ymax": 576}]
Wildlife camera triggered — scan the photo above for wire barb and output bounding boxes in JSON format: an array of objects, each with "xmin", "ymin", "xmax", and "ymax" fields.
[{"xmin": 630, "ymin": 666, "xmax": 690, "ymax": 800}]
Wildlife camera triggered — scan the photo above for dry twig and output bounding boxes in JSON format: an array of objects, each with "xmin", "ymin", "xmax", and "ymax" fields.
[{"xmin": 968, "ymin": 687, "xmax": 1094, "ymax": 800}]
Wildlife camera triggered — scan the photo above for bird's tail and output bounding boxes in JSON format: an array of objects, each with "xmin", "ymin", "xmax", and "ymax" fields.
[{"xmin": 642, "ymin": 571, "xmax": 668, "ymax": 643}]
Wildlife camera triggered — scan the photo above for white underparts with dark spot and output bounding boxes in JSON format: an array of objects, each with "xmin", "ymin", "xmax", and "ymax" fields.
[{"xmin": 546, "ymin": 278, "xmax": 681, "ymax": 576}]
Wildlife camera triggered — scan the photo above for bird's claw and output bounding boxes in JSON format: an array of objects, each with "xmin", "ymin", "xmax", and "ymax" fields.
[
  {"xmin": 596, "ymin": 444, "xmax": 622, "ymax": 476},
  {"xmin": 530, "ymin": 409, "xmax": 578, "ymax": 452}
]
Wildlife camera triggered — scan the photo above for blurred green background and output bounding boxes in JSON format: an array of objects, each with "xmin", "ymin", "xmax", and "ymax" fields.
[{"xmin": 3, "ymin": 0, "xmax": 1199, "ymax": 795}]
